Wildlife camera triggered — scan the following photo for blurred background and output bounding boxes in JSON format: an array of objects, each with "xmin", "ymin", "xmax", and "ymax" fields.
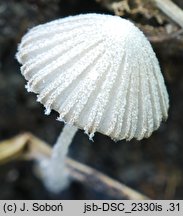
[{"xmin": 0, "ymin": 0, "xmax": 183, "ymax": 199}]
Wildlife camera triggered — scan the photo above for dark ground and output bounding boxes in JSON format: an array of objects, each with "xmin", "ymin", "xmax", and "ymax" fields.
[{"xmin": 0, "ymin": 0, "xmax": 183, "ymax": 199}]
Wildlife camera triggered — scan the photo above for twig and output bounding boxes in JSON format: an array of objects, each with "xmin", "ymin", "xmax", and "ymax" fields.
[
  {"xmin": 0, "ymin": 133, "xmax": 149, "ymax": 200},
  {"xmin": 66, "ymin": 158, "xmax": 148, "ymax": 199},
  {"xmin": 148, "ymin": 28, "xmax": 183, "ymax": 43},
  {"xmin": 153, "ymin": 0, "xmax": 183, "ymax": 28}
]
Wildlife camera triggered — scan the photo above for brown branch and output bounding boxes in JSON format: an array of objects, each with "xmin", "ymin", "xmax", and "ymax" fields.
[
  {"xmin": 0, "ymin": 133, "xmax": 149, "ymax": 200},
  {"xmin": 153, "ymin": 0, "xmax": 183, "ymax": 28},
  {"xmin": 148, "ymin": 28, "xmax": 183, "ymax": 43},
  {"xmin": 66, "ymin": 158, "xmax": 149, "ymax": 199}
]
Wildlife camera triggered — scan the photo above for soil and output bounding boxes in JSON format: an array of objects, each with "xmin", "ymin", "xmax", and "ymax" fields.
[{"xmin": 0, "ymin": 0, "xmax": 183, "ymax": 199}]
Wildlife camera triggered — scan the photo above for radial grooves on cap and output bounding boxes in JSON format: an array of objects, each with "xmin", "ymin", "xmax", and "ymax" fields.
[
  {"xmin": 131, "ymin": 67, "xmax": 140, "ymax": 139},
  {"xmin": 22, "ymin": 29, "xmax": 91, "ymax": 67},
  {"xmin": 145, "ymin": 42, "xmax": 168, "ymax": 125},
  {"xmin": 114, "ymin": 55, "xmax": 131, "ymax": 139},
  {"xmin": 145, "ymin": 68, "xmax": 154, "ymax": 137},
  {"xmin": 67, "ymin": 54, "xmax": 110, "ymax": 123},
  {"xmin": 119, "ymin": 69, "xmax": 133, "ymax": 140},
  {"xmin": 22, "ymin": 29, "xmax": 96, "ymax": 78},
  {"xmin": 41, "ymin": 41, "xmax": 104, "ymax": 113},
  {"xmin": 151, "ymin": 57, "xmax": 168, "ymax": 119},
  {"xmin": 150, "ymin": 55, "xmax": 164, "ymax": 128},
  {"xmin": 19, "ymin": 31, "xmax": 77, "ymax": 63},
  {"xmin": 27, "ymin": 39, "xmax": 102, "ymax": 92},
  {"xmin": 148, "ymin": 82, "xmax": 157, "ymax": 131},
  {"xmin": 66, "ymin": 64, "xmax": 111, "ymax": 124},
  {"xmin": 147, "ymin": 52, "xmax": 161, "ymax": 134},
  {"xmin": 140, "ymin": 50, "xmax": 153, "ymax": 138},
  {"xmin": 127, "ymin": 62, "xmax": 139, "ymax": 140},
  {"xmin": 83, "ymin": 63, "xmax": 114, "ymax": 136},
  {"xmin": 82, "ymin": 62, "xmax": 113, "ymax": 133},
  {"xmin": 57, "ymin": 52, "xmax": 110, "ymax": 123},
  {"xmin": 19, "ymin": 26, "xmax": 94, "ymax": 61},
  {"xmin": 21, "ymin": 23, "xmax": 94, "ymax": 51},
  {"xmin": 105, "ymin": 57, "xmax": 126, "ymax": 138},
  {"xmin": 148, "ymin": 64, "xmax": 161, "ymax": 131},
  {"xmin": 97, "ymin": 46, "xmax": 126, "ymax": 139},
  {"xmin": 20, "ymin": 16, "xmax": 102, "ymax": 47},
  {"xmin": 100, "ymin": 50, "xmax": 125, "ymax": 138},
  {"xmin": 124, "ymin": 62, "xmax": 140, "ymax": 140},
  {"xmin": 145, "ymin": 68, "xmax": 153, "ymax": 138},
  {"xmin": 85, "ymin": 49, "xmax": 122, "ymax": 137},
  {"xmin": 37, "ymin": 43, "xmax": 104, "ymax": 104},
  {"xmin": 22, "ymin": 40, "xmax": 83, "ymax": 79},
  {"xmin": 135, "ymin": 58, "xmax": 147, "ymax": 140}
]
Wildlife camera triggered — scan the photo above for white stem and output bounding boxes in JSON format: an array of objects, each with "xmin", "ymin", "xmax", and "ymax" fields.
[{"xmin": 39, "ymin": 124, "xmax": 78, "ymax": 193}]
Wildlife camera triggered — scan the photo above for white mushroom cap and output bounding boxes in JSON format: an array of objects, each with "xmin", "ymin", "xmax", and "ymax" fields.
[{"xmin": 16, "ymin": 13, "xmax": 169, "ymax": 141}]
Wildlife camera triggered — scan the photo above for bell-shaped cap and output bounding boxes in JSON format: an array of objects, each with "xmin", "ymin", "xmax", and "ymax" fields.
[{"xmin": 16, "ymin": 13, "xmax": 169, "ymax": 141}]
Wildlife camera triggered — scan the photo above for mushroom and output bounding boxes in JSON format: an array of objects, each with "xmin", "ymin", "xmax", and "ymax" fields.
[{"xmin": 16, "ymin": 13, "xmax": 169, "ymax": 192}]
